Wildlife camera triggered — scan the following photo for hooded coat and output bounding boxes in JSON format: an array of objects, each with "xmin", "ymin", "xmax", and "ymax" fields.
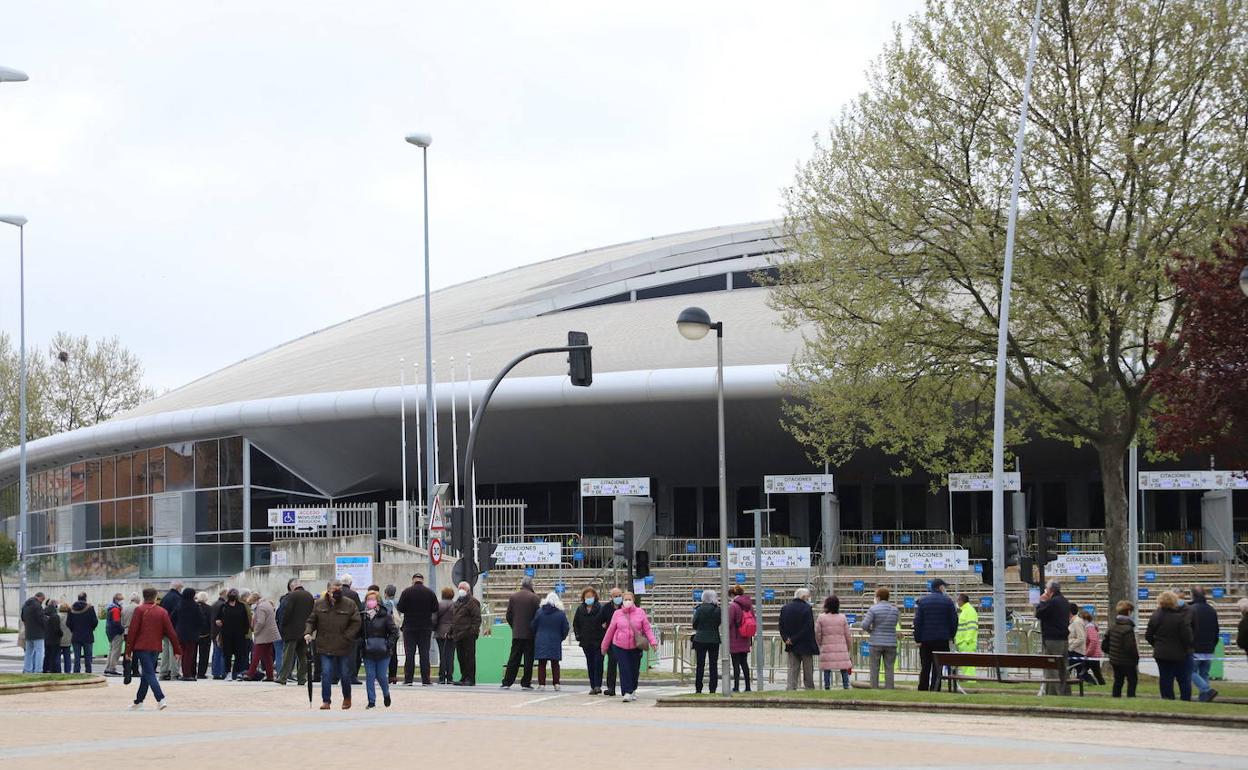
[
  {"xmin": 172, "ymin": 588, "xmax": 203, "ymax": 643},
  {"xmin": 728, "ymin": 594, "xmax": 755, "ymax": 654},
  {"xmin": 66, "ymin": 601, "xmax": 98, "ymax": 645},
  {"xmin": 815, "ymin": 612, "xmax": 853, "ymax": 670},
  {"xmin": 531, "ymin": 602, "xmax": 570, "ymax": 661}
]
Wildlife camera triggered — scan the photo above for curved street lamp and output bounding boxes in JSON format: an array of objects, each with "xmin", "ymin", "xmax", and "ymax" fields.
[
  {"xmin": 676, "ymin": 306, "xmax": 731, "ymax": 698},
  {"xmin": 0, "ymin": 66, "xmax": 29, "ymax": 83},
  {"xmin": 406, "ymin": 131, "xmax": 437, "ymax": 590}
]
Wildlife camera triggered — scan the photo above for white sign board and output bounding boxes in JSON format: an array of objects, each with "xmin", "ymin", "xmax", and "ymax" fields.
[
  {"xmin": 763, "ymin": 474, "xmax": 835, "ymax": 494},
  {"xmin": 1138, "ymin": 470, "xmax": 1248, "ymax": 491},
  {"xmin": 269, "ymin": 550, "xmax": 288, "ymax": 567},
  {"xmin": 1047, "ymin": 553, "xmax": 1107, "ymax": 576},
  {"xmin": 334, "ymin": 553, "xmax": 374, "ymax": 595},
  {"xmin": 581, "ymin": 477, "xmax": 650, "ymax": 497},
  {"xmin": 490, "ymin": 542, "xmax": 562, "ymax": 566},
  {"xmin": 884, "ymin": 549, "xmax": 970, "ymax": 572},
  {"xmin": 948, "ymin": 472, "xmax": 1021, "ymax": 492},
  {"xmin": 268, "ymin": 507, "xmax": 329, "ymax": 530},
  {"xmin": 726, "ymin": 547, "xmax": 812, "ymax": 570}
]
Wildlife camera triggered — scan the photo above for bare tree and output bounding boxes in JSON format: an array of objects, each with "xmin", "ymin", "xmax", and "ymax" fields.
[{"xmin": 44, "ymin": 333, "xmax": 157, "ymax": 434}]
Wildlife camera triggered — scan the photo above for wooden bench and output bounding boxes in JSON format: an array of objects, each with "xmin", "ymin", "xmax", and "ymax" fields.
[{"xmin": 933, "ymin": 651, "xmax": 1084, "ymax": 696}]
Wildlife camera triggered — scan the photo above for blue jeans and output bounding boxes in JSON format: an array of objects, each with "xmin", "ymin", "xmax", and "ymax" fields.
[
  {"xmin": 1156, "ymin": 658, "xmax": 1192, "ymax": 701},
  {"xmin": 133, "ymin": 651, "xmax": 165, "ymax": 704},
  {"xmin": 23, "ymin": 640, "xmax": 44, "ymax": 673},
  {"xmin": 582, "ymin": 646, "xmax": 604, "ymax": 690},
  {"xmin": 363, "ymin": 657, "xmax": 390, "ymax": 705},
  {"xmin": 211, "ymin": 641, "xmax": 224, "ymax": 678},
  {"xmin": 1190, "ymin": 654, "xmax": 1213, "ymax": 697},
  {"xmin": 273, "ymin": 640, "xmax": 284, "ymax": 674},
  {"xmin": 823, "ymin": 669, "xmax": 850, "ymax": 689},
  {"xmin": 320, "ymin": 654, "xmax": 352, "ymax": 704},
  {"xmin": 73, "ymin": 641, "xmax": 93, "ymax": 672},
  {"xmin": 611, "ymin": 645, "xmax": 642, "ymax": 695}
]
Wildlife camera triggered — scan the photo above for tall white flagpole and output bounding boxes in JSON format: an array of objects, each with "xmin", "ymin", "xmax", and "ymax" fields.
[
  {"xmin": 400, "ymin": 358, "xmax": 409, "ymax": 543},
  {"xmin": 450, "ymin": 355, "xmax": 460, "ymax": 507},
  {"xmin": 414, "ymin": 362, "xmax": 424, "ymax": 548},
  {"xmin": 466, "ymin": 352, "xmax": 478, "ymax": 551}
]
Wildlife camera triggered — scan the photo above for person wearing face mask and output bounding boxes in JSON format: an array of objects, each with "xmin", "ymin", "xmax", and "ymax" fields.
[
  {"xmin": 598, "ymin": 587, "xmax": 625, "ymax": 696},
  {"xmin": 600, "ymin": 592, "xmax": 658, "ymax": 702},
  {"xmin": 305, "ymin": 579, "xmax": 362, "ymax": 709},
  {"xmin": 359, "ymin": 590, "xmax": 398, "ymax": 709},
  {"xmin": 449, "ymin": 581, "xmax": 481, "ymax": 686},
  {"xmin": 573, "ymin": 587, "xmax": 606, "ymax": 694},
  {"xmin": 216, "ymin": 589, "xmax": 251, "ymax": 681},
  {"xmin": 435, "ymin": 587, "xmax": 456, "ymax": 684},
  {"xmin": 244, "ymin": 590, "xmax": 280, "ymax": 682}
]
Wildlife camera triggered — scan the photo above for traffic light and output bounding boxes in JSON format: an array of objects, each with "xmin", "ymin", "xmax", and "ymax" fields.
[
  {"xmin": 1005, "ymin": 533, "xmax": 1021, "ymax": 567},
  {"xmin": 476, "ymin": 539, "xmax": 496, "ymax": 574},
  {"xmin": 445, "ymin": 505, "xmax": 469, "ymax": 553},
  {"xmin": 612, "ymin": 520, "xmax": 634, "ymax": 576},
  {"xmin": 1037, "ymin": 526, "xmax": 1058, "ymax": 566},
  {"xmin": 567, "ymin": 331, "xmax": 592, "ymax": 387}
]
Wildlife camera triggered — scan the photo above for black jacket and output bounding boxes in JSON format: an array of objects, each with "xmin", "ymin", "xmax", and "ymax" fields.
[
  {"xmin": 359, "ymin": 605, "xmax": 399, "ymax": 659},
  {"xmin": 172, "ymin": 589, "xmax": 203, "ymax": 642},
  {"xmin": 209, "ymin": 597, "xmax": 226, "ymax": 636},
  {"xmin": 1035, "ymin": 592, "xmax": 1071, "ymax": 641},
  {"xmin": 279, "ymin": 587, "xmax": 315, "ymax": 641},
  {"xmin": 572, "ymin": 601, "xmax": 606, "ymax": 648},
  {"xmin": 1103, "ymin": 615, "xmax": 1139, "ymax": 666},
  {"xmin": 1189, "ymin": 596, "xmax": 1220, "ymax": 654},
  {"xmin": 341, "ymin": 588, "xmax": 362, "ymax": 610},
  {"xmin": 197, "ymin": 602, "xmax": 212, "ymax": 639},
  {"xmin": 691, "ymin": 603, "xmax": 722, "ymax": 644},
  {"xmin": 161, "ymin": 588, "xmax": 182, "ymax": 617},
  {"xmin": 218, "ymin": 601, "xmax": 250, "ymax": 637},
  {"xmin": 42, "ymin": 603, "xmax": 61, "ymax": 644},
  {"xmin": 21, "ymin": 598, "xmax": 47, "ymax": 641},
  {"xmin": 1145, "ymin": 606, "xmax": 1194, "ymax": 662},
  {"xmin": 1239, "ymin": 613, "xmax": 1247, "ymax": 652},
  {"xmin": 65, "ymin": 601, "xmax": 98, "ymax": 644},
  {"xmin": 778, "ymin": 599, "xmax": 818, "ymax": 656},
  {"xmin": 912, "ymin": 590, "xmax": 959, "ymax": 643},
  {"xmin": 396, "ymin": 583, "xmax": 438, "ymax": 630}
]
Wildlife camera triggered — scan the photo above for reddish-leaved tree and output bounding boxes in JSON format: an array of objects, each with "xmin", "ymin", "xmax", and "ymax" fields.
[{"xmin": 1150, "ymin": 225, "xmax": 1248, "ymax": 466}]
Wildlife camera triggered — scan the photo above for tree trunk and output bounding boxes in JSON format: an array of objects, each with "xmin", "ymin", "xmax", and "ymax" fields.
[{"xmin": 1097, "ymin": 442, "xmax": 1131, "ymax": 611}]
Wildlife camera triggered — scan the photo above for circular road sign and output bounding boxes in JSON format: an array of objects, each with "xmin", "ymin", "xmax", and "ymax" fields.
[{"xmin": 430, "ymin": 538, "xmax": 443, "ymax": 565}]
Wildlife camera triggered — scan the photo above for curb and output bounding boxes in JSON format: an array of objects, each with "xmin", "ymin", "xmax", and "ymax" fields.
[
  {"xmin": 654, "ymin": 696, "xmax": 1248, "ymax": 730},
  {"xmin": 0, "ymin": 675, "xmax": 107, "ymax": 696}
]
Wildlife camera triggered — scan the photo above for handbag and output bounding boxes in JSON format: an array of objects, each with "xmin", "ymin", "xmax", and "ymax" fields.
[
  {"xmin": 628, "ymin": 613, "xmax": 651, "ymax": 652},
  {"xmin": 364, "ymin": 635, "xmax": 389, "ymax": 659}
]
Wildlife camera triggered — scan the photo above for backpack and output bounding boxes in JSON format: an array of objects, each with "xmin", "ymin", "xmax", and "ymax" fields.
[{"xmin": 737, "ymin": 605, "xmax": 757, "ymax": 637}]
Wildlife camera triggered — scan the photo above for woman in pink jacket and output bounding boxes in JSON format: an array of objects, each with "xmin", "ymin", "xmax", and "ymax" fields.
[
  {"xmin": 815, "ymin": 595, "xmax": 853, "ymax": 690},
  {"xmin": 600, "ymin": 593, "xmax": 658, "ymax": 702}
]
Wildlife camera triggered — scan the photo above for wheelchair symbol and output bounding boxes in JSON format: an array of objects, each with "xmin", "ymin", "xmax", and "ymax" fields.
[{"xmin": 281, "ymin": 510, "xmax": 297, "ymax": 525}]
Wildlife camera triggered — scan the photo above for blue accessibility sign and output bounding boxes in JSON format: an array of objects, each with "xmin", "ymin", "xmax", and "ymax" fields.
[
  {"xmin": 735, "ymin": 572, "xmax": 747, "ymax": 584},
  {"xmin": 763, "ymin": 589, "xmax": 776, "ymax": 601},
  {"xmin": 686, "ymin": 541, "xmax": 697, "ymax": 553},
  {"xmin": 1138, "ymin": 588, "xmax": 1149, "ymax": 600},
  {"xmin": 980, "ymin": 597, "xmax": 992, "ymax": 609},
  {"xmin": 573, "ymin": 550, "xmax": 584, "ymax": 562},
  {"xmin": 853, "ymin": 580, "xmax": 865, "ymax": 592},
  {"xmin": 903, "ymin": 596, "xmax": 915, "ymax": 609}
]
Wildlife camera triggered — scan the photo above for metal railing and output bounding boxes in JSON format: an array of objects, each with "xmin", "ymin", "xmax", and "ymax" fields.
[{"xmin": 269, "ymin": 503, "xmax": 379, "ymax": 540}]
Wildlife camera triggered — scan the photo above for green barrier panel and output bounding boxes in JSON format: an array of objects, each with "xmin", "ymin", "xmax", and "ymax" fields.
[
  {"xmin": 1211, "ymin": 639, "xmax": 1224, "ymax": 680},
  {"xmin": 447, "ymin": 622, "xmax": 649, "ymax": 684},
  {"xmin": 94, "ymin": 620, "xmax": 112, "ymax": 657}
]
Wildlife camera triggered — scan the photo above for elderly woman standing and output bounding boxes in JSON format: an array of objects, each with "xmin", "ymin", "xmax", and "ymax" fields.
[
  {"xmin": 1145, "ymin": 590, "xmax": 1194, "ymax": 701},
  {"xmin": 245, "ymin": 591, "xmax": 280, "ymax": 682},
  {"xmin": 816, "ymin": 595, "xmax": 854, "ymax": 689},
  {"xmin": 601, "ymin": 592, "xmax": 658, "ymax": 702},
  {"xmin": 434, "ymin": 586, "xmax": 456, "ymax": 684},
  {"xmin": 690, "ymin": 589, "xmax": 721, "ymax": 694},
  {"xmin": 859, "ymin": 587, "xmax": 899, "ymax": 688},
  {"xmin": 531, "ymin": 592, "xmax": 570, "ymax": 691}
]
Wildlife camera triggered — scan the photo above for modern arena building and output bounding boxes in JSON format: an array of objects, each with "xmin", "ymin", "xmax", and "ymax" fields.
[{"xmin": 1, "ymin": 221, "xmax": 1243, "ymax": 581}]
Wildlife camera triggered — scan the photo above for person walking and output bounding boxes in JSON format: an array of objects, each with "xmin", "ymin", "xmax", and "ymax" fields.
[
  {"xmin": 600, "ymin": 587, "xmax": 624, "ymax": 695},
  {"xmin": 1067, "ymin": 602, "xmax": 1088, "ymax": 682},
  {"xmin": 1188, "ymin": 587, "xmax": 1220, "ymax": 702},
  {"xmin": 912, "ymin": 578, "xmax": 958, "ymax": 692},
  {"xmin": 531, "ymin": 591, "xmax": 570, "ymax": 691},
  {"xmin": 1034, "ymin": 580, "xmax": 1072, "ymax": 695},
  {"xmin": 1081, "ymin": 609, "xmax": 1106, "ymax": 685},
  {"xmin": 434, "ymin": 586, "xmax": 456, "ymax": 684},
  {"xmin": 338, "ymin": 575, "xmax": 363, "ymax": 684},
  {"xmin": 195, "ymin": 592, "xmax": 213, "ymax": 679},
  {"xmin": 383, "ymin": 585, "xmax": 399, "ymax": 684},
  {"xmin": 66, "ymin": 592, "xmax": 98, "ymax": 673},
  {"xmin": 815, "ymin": 595, "xmax": 853, "ymax": 690},
  {"xmin": 125, "ymin": 587, "xmax": 181, "ymax": 711},
  {"xmin": 104, "ymin": 593, "xmax": 126, "ymax": 676},
  {"xmin": 216, "ymin": 589, "xmax": 250, "ymax": 680},
  {"xmin": 1103, "ymin": 600, "xmax": 1138, "ymax": 697},
  {"xmin": 277, "ymin": 579, "xmax": 314, "ymax": 687},
  {"xmin": 954, "ymin": 593, "xmax": 979, "ymax": 686},
  {"xmin": 572, "ymin": 587, "xmax": 606, "ymax": 694},
  {"xmin": 1146, "ymin": 590, "xmax": 1194, "ymax": 701},
  {"xmin": 43, "ymin": 598, "xmax": 65, "ymax": 673},
  {"xmin": 158, "ymin": 581, "xmax": 183, "ymax": 681},
  {"xmin": 171, "ymin": 587, "xmax": 203, "ymax": 680},
  {"xmin": 500, "ymin": 575, "xmax": 541, "ymax": 690},
  {"xmin": 859, "ymin": 586, "xmax": 899, "ymax": 689},
  {"xmin": 690, "ymin": 589, "xmax": 721, "ymax": 694},
  {"xmin": 600, "ymin": 592, "xmax": 657, "ymax": 702},
  {"xmin": 20, "ymin": 592, "xmax": 47, "ymax": 674},
  {"xmin": 209, "ymin": 589, "xmax": 228, "ymax": 679},
  {"xmin": 359, "ymin": 589, "xmax": 397, "ymax": 709},
  {"xmin": 396, "ymin": 572, "xmax": 438, "ymax": 686},
  {"xmin": 779, "ymin": 588, "xmax": 818, "ymax": 691},
  {"xmin": 305, "ymin": 579, "xmax": 362, "ymax": 709},
  {"xmin": 727, "ymin": 584, "xmax": 756, "ymax": 692},
  {"xmin": 450, "ymin": 581, "xmax": 481, "ymax": 686},
  {"xmin": 244, "ymin": 591, "xmax": 279, "ymax": 681}
]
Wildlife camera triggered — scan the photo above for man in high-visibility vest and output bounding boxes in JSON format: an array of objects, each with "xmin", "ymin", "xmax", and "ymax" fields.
[{"xmin": 955, "ymin": 593, "xmax": 979, "ymax": 687}]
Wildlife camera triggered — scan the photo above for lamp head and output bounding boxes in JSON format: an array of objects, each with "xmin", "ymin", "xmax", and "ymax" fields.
[
  {"xmin": 405, "ymin": 132, "xmax": 432, "ymax": 148},
  {"xmin": 0, "ymin": 66, "xmax": 29, "ymax": 83},
  {"xmin": 1240, "ymin": 265, "xmax": 1248, "ymax": 299},
  {"xmin": 0, "ymin": 214, "xmax": 27, "ymax": 228},
  {"xmin": 677, "ymin": 306, "xmax": 713, "ymax": 341}
]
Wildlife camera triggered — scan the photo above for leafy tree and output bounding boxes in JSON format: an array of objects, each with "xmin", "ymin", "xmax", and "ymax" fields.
[
  {"xmin": 0, "ymin": 332, "xmax": 51, "ymax": 449},
  {"xmin": 772, "ymin": 0, "xmax": 1248, "ymax": 609},
  {"xmin": 42, "ymin": 332, "xmax": 156, "ymax": 435},
  {"xmin": 0, "ymin": 533, "xmax": 16, "ymax": 629},
  {"xmin": 1149, "ymin": 225, "xmax": 1248, "ymax": 466}
]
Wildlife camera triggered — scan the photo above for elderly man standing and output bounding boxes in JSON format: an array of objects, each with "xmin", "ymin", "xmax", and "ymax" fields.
[
  {"xmin": 158, "ymin": 581, "xmax": 184, "ymax": 681},
  {"xmin": 500, "ymin": 575, "xmax": 541, "ymax": 690},
  {"xmin": 277, "ymin": 578, "xmax": 314, "ymax": 686},
  {"xmin": 779, "ymin": 587, "xmax": 818, "ymax": 690},
  {"xmin": 396, "ymin": 572, "xmax": 438, "ymax": 686},
  {"xmin": 913, "ymin": 578, "xmax": 959, "ymax": 692},
  {"xmin": 306, "ymin": 579, "xmax": 361, "ymax": 710},
  {"xmin": 104, "ymin": 593, "xmax": 127, "ymax": 676},
  {"xmin": 450, "ymin": 581, "xmax": 481, "ymax": 686},
  {"xmin": 1035, "ymin": 580, "xmax": 1072, "ymax": 695}
]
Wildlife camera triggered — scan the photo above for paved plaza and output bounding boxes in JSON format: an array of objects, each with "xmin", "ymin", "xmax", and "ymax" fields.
[{"xmin": 0, "ymin": 678, "xmax": 1244, "ymax": 770}]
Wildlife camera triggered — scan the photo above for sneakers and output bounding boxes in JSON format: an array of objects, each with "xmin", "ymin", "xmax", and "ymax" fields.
[
  {"xmin": 622, "ymin": 693, "xmax": 636, "ymax": 702},
  {"xmin": 128, "ymin": 702, "xmax": 143, "ymax": 711},
  {"xmin": 366, "ymin": 703, "xmax": 376, "ymax": 709},
  {"xmin": 156, "ymin": 700, "xmax": 168, "ymax": 711},
  {"xmin": 499, "ymin": 684, "xmax": 511, "ymax": 690},
  {"xmin": 553, "ymin": 684, "xmax": 560, "ymax": 691},
  {"xmin": 1201, "ymin": 689, "xmax": 1219, "ymax": 702},
  {"xmin": 536, "ymin": 685, "xmax": 546, "ymax": 691},
  {"xmin": 589, "ymin": 688, "xmax": 600, "ymax": 695}
]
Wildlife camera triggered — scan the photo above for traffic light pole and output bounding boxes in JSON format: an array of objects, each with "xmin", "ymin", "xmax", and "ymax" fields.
[{"xmin": 460, "ymin": 341, "xmax": 592, "ymax": 582}]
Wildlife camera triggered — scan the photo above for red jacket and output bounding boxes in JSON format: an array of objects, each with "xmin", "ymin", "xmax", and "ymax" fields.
[{"xmin": 125, "ymin": 602, "xmax": 182, "ymax": 656}]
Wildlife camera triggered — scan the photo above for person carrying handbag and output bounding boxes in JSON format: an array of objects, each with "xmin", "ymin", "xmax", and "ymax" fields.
[
  {"xmin": 600, "ymin": 593, "xmax": 658, "ymax": 702},
  {"xmin": 359, "ymin": 589, "xmax": 398, "ymax": 709}
]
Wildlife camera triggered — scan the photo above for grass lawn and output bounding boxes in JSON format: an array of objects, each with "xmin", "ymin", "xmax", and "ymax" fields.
[
  {"xmin": 416, "ymin": 666, "xmax": 672, "ymax": 681},
  {"xmin": 673, "ymin": 686, "xmax": 1248, "ymax": 717},
  {"xmin": 940, "ymin": 673, "xmax": 1248, "ymax": 700},
  {"xmin": 0, "ymin": 673, "xmax": 95, "ymax": 685}
]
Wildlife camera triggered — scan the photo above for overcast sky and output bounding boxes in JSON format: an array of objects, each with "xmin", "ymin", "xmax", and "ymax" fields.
[{"xmin": 0, "ymin": 1, "xmax": 922, "ymax": 391}]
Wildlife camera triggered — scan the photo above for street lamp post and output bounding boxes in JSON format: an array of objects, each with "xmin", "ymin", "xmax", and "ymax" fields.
[
  {"xmin": 2, "ymin": 215, "xmax": 29, "ymax": 605},
  {"xmin": 406, "ymin": 131, "xmax": 437, "ymax": 591},
  {"xmin": 677, "ymin": 306, "xmax": 731, "ymax": 698},
  {"xmin": 0, "ymin": 67, "xmax": 29, "ymax": 83}
]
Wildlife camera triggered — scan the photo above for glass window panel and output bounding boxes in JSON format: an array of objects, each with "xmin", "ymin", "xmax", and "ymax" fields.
[
  {"xmin": 85, "ymin": 460, "xmax": 101, "ymax": 502},
  {"xmin": 221, "ymin": 436, "xmax": 244, "ymax": 487},
  {"xmin": 166, "ymin": 444, "xmax": 193, "ymax": 491},
  {"xmin": 148, "ymin": 449, "xmax": 166, "ymax": 494},
  {"xmin": 115, "ymin": 454, "xmax": 132, "ymax": 498},
  {"xmin": 130, "ymin": 453, "xmax": 146, "ymax": 497},
  {"xmin": 195, "ymin": 490, "xmax": 219, "ymax": 532},
  {"xmin": 70, "ymin": 463, "xmax": 87, "ymax": 503},
  {"xmin": 132, "ymin": 497, "xmax": 150, "ymax": 539},
  {"xmin": 100, "ymin": 500, "xmax": 117, "ymax": 541},
  {"xmin": 248, "ymin": 444, "xmax": 319, "ymax": 495},
  {"xmin": 100, "ymin": 458, "xmax": 116, "ymax": 501},
  {"xmin": 194, "ymin": 440, "xmax": 220, "ymax": 489},
  {"xmin": 84, "ymin": 503, "xmax": 100, "ymax": 542},
  {"xmin": 115, "ymin": 498, "xmax": 133, "ymax": 540},
  {"xmin": 220, "ymin": 488, "xmax": 243, "ymax": 531}
]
